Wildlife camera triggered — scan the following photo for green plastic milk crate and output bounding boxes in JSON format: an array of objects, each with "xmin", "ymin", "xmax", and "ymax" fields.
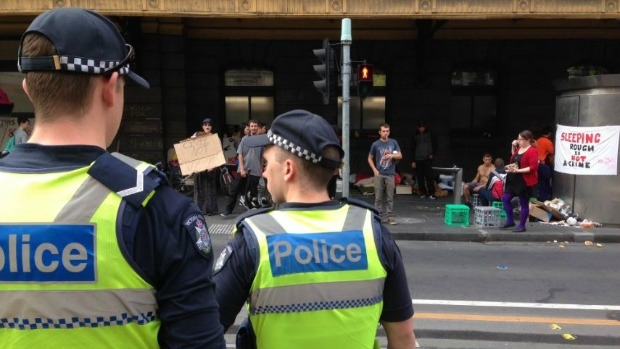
[
  {"xmin": 444, "ymin": 204, "xmax": 470, "ymax": 226},
  {"xmin": 492, "ymin": 201, "xmax": 507, "ymax": 219}
]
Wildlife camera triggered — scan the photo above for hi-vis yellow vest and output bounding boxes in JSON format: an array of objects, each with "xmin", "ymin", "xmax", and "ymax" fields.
[
  {"xmin": 0, "ymin": 153, "xmax": 160, "ymax": 349},
  {"xmin": 241, "ymin": 204, "xmax": 387, "ymax": 349}
]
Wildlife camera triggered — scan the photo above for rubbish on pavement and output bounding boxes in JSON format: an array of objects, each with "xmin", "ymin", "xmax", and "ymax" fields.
[
  {"xmin": 530, "ymin": 197, "xmax": 603, "ymax": 228},
  {"xmin": 562, "ymin": 333, "xmax": 577, "ymax": 340}
]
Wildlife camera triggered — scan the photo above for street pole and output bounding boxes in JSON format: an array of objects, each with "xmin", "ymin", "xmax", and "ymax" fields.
[{"xmin": 341, "ymin": 18, "xmax": 351, "ymax": 198}]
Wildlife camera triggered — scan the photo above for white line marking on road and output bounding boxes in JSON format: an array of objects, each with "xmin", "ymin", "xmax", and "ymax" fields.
[
  {"xmin": 413, "ymin": 299, "xmax": 620, "ymax": 311},
  {"xmin": 209, "ymin": 224, "xmax": 234, "ymax": 235}
]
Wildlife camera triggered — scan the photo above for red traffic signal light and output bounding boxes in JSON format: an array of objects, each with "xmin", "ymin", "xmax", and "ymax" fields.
[
  {"xmin": 357, "ymin": 64, "xmax": 374, "ymax": 97},
  {"xmin": 358, "ymin": 64, "xmax": 373, "ymax": 83}
]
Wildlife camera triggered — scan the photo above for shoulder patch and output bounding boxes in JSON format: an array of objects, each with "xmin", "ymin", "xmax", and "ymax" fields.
[
  {"xmin": 184, "ymin": 214, "xmax": 212, "ymax": 256},
  {"xmin": 213, "ymin": 245, "xmax": 233, "ymax": 274}
]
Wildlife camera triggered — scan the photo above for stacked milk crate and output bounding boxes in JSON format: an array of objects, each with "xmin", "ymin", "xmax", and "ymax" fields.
[{"xmin": 474, "ymin": 205, "xmax": 501, "ymax": 228}]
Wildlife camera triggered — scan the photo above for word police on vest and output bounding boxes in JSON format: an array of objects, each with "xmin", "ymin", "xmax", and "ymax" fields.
[
  {"xmin": 268, "ymin": 231, "xmax": 368, "ymax": 277},
  {"xmin": 0, "ymin": 225, "xmax": 96, "ymax": 282}
]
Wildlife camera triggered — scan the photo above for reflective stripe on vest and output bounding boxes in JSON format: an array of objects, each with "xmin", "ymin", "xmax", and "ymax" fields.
[
  {"xmin": 243, "ymin": 204, "xmax": 386, "ymax": 349},
  {"xmin": 0, "ymin": 158, "xmax": 159, "ymax": 349}
]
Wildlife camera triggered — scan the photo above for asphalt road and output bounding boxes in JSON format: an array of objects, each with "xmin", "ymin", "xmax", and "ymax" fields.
[
  {"xmin": 402, "ymin": 240, "xmax": 620, "ymax": 348},
  {"xmin": 211, "ymin": 236, "xmax": 620, "ymax": 348}
]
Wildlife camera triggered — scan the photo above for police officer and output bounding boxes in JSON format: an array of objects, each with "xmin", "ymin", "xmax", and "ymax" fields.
[
  {"xmin": 0, "ymin": 8, "xmax": 225, "ymax": 349},
  {"xmin": 213, "ymin": 109, "xmax": 418, "ymax": 349}
]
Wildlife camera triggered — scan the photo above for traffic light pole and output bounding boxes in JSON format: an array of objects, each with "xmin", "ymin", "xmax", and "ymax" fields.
[{"xmin": 341, "ymin": 18, "xmax": 352, "ymax": 198}]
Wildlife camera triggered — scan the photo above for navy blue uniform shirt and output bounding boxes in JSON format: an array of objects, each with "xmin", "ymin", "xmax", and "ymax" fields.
[
  {"xmin": 0, "ymin": 144, "xmax": 225, "ymax": 349},
  {"xmin": 213, "ymin": 200, "xmax": 414, "ymax": 331}
]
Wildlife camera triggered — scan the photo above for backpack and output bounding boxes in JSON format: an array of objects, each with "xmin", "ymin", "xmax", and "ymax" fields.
[
  {"xmin": 3, "ymin": 136, "xmax": 15, "ymax": 152},
  {"xmin": 489, "ymin": 170, "xmax": 506, "ymax": 199}
]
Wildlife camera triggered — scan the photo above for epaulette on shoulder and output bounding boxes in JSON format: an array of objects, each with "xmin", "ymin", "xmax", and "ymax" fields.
[
  {"xmin": 234, "ymin": 206, "xmax": 274, "ymax": 228},
  {"xmin": 340, "ymin": 196, "xmax": 378, "ymax": 214},
  {"xmin": 88, "ymin": 152, "xmax": 166, "ymax": 208}
]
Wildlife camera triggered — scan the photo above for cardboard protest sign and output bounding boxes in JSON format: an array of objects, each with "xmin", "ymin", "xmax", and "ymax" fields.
[{"xmin": 174, "ymin": 134, "xmax": 226, "ymax": 175}]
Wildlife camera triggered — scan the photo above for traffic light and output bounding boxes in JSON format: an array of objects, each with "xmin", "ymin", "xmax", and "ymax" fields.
[
  {"xmin": 357, "ymin": 63, "xmax": 374, "ymax": 98},
  {"xmin": 313, "ymin": 38, "xmax": 333, "ymax": 105}
]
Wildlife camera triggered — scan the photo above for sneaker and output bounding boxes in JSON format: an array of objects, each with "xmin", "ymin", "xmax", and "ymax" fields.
[
  {"xmin": 220, "ymin": 211, "xmax": 232, "ymax": 217},
  {"xmin": 388, "ymin": 217, "xmax": 398, "ymax": 225},
  {"xmin": 419, "ymin": 195, "xmax": 426, "ymax": 199},
  {"xmin": 428, "ymin": 195, "xmax": 436, "ymax": 200},
  {"xmin": 239, "ymin": 196, "xmax": 251, "ymax": 210}
]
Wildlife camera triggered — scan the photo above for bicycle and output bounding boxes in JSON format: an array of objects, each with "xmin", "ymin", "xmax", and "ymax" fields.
[{"xmin": 167, "ymin": 161, "xmax": 194, "ymax": 196}]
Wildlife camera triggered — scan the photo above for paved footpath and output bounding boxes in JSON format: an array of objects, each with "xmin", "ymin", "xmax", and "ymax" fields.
[{"xmin": 206, "ymin": 190, "xmax": 620, "ymax": 244}]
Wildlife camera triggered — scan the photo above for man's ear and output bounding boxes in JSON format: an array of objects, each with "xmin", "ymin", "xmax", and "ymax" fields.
[
  {"xmin": 101, "ymin": 73, "xmax": 120, "ymax": 107},
  {"xmin": 21, "ymin": 78, "xmax": 33, "ymax": 102},
  {"xmin": 283, "ymin": 158, "xmax": 295, "ymax": 181}
]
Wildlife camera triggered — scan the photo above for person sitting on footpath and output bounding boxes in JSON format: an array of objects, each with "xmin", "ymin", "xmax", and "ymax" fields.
[
  {"xmin": 0, "ymin": 8, "xmax": 225, "ymax": 349},
  {"xmin": 479, "ymin": 158, "xmax": 506, "ymax": 206},
  {"xmin": 368, "ymin": 123, "xmax": 402, "ymax": 225},
  {"xmin": 213, "ymin": 109, "xmax": 419, "ymax": 349},
  {"xmin": 463, "ymin": 153, "xmax": 495, "ymax": 206}
]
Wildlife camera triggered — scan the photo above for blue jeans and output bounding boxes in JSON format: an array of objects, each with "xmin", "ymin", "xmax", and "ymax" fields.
[{"xmin": 537, "ymin": 164, "xmax": 553, "ymax": 201}]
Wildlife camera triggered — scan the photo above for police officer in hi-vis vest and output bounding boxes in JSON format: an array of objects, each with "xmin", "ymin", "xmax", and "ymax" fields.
[
  {"xmin": 213, "ymin": 109, "xmax": 419, "ymax": 349},
  {"xmin": 0, "ymin": 8, "xmax": 225, "ymax": 349}
]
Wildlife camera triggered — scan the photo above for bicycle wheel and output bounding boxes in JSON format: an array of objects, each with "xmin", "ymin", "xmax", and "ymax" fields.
[{"xmin": 169, "ymin": 165, "xmax": 193, "ymax": 196}]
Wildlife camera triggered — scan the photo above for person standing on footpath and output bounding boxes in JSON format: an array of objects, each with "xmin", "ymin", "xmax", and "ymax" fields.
[
  {"xmin": 191, "ymin": 117, "xmax": 219, "ymax": 215},
  {"xmin": 221, "ymin": 119, "xmax": 262, "ymax": 215},
  {"xmin": 0, "ymin": 8, "xmax": 225, "ymax": 349},
  {"xmin": 536, "ymin": 125, "xmax": 555, "ymax": 201},
  {"xmin": 501, "ymin": 130, "xmax": 539, "ymax": 232},
  {"xmin": 411, "ymin": 120, "xmax": 436, "ymax": 199},
  {"xmin": 14, "ymin": 116, "xmax": 31, "ymax": 145},
  {"xmin": 368, "ymin": 123, "xmax": 402, "ymax": 225},
  {"xmin": 213, "ymin": 109, "xmax": 419, "ymax": 349}
]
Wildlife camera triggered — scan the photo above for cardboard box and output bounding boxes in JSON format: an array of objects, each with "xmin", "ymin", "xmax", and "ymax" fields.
[
  {"xmin": 396, "ymin": 185, "xmax": 412, "ymax": 195},
  {"xmin": 434, "ymin": 189, "xmax": 449, "ymax": 197},
  {"xmin": 529, "ymin": 203, "xmax": 551, "ymax": 222},
  {"xmin": 531, "ymin": 200, "xmax": 564, "ymax": 220}
]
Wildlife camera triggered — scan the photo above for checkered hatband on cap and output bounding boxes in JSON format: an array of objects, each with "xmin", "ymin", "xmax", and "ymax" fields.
[
  {"xmin": 267, "ymin": 129, "xmax": 322, "ymax": 165},
  {"xmin": 59, "ymin": 56, "xmax": 129, "ymax": 75}
]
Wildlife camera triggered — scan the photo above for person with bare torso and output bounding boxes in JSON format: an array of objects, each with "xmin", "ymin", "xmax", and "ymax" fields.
[{"xmin": 463, "ymin": 153, "xmax": 495, "ymax": 205}]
